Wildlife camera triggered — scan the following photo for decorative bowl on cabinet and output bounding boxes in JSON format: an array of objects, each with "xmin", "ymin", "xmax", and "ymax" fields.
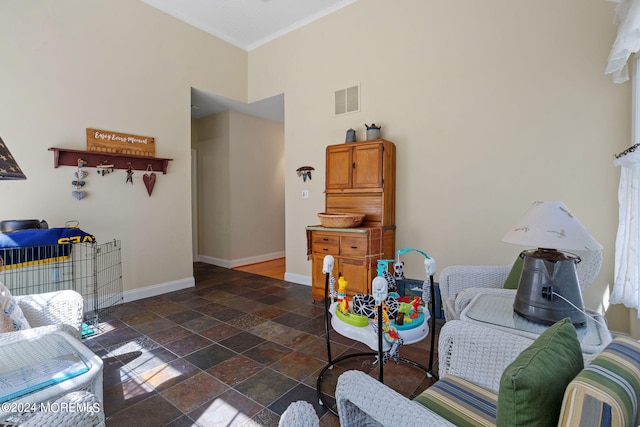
[{"xmin": 317, "ymin": 212, "xmax": 365, "ymax": 228}]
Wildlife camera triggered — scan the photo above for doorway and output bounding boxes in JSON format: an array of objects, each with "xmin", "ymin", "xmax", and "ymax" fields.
[{"xmin": 190, "ymin": 88, "xmax": 285, "ymax": 270}]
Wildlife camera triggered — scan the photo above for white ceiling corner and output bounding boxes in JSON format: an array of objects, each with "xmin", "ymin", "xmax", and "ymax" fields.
[
  {"xmin": 140, "ymin": 0, "xmax": 358, "ymax": 51},
  {"xmin": 142, "ymin": 0, "xmax": 358, "ymax": 119}
]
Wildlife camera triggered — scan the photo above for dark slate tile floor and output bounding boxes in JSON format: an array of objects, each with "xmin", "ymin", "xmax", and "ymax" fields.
[{"xmin": 84, "ymin": 262, "xmax": 441, "ymax": 426}]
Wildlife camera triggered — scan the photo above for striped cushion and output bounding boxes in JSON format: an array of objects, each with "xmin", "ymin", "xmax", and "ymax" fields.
[
  {"xmin": 559, "ymin": 336, "xmax": 640, "ymax": 427},
  {"xmin": 413, "ymin": 375, "xmax": 497, "ymax": 427}
]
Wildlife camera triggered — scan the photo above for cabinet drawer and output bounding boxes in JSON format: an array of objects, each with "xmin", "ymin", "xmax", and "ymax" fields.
[
  {"xmin": 312, "ymin": 241, "xmax": 339, "ymax": 255},
  {"xmin": 340, "ymin": 236, "xmax": 368, "ymax": 257},
  {"xmin": 312, "ymin": 233, "xmax": 339, "ymax": 255},
  {"xmin": 313, "ymin": 233, "xmax": 339, "ymax": 246}
]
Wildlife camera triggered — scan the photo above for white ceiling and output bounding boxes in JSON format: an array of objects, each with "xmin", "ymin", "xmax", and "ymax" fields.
[
  {"xmin": 141, "ymin": 0, "xmax": 357, "ymax": 51},
  {"xmin": 141, "ymin": 0, "xmax": 357, "ymax": 120}
]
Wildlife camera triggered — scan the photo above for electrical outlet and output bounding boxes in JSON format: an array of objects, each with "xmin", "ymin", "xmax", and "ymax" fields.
[{"xmin": 302, "ymin": 189, "xmax": 309, "ymax": 199}]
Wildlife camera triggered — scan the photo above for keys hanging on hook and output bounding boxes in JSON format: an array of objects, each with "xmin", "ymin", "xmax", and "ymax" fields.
[{"xmin": 97, "ymin": 161, "xmax": 115, "ymax": 176}]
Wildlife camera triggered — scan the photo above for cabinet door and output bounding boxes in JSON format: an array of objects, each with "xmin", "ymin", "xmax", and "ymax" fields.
[
  {"xmin": 326, "ymin": 145, "xmax": 353, "ymax": 189},
  {"xmin": 353, "ymin": 143, "xmax": 384, "ymax": 188},
  {"xmin": 338, "ymin": 257, "xmax": 369, "ymax": 295}
]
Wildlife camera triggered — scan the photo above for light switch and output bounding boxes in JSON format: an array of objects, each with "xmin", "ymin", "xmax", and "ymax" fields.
[{"xmin": 302, "ymin": 189, "xmax": 309, "ymax": 199}]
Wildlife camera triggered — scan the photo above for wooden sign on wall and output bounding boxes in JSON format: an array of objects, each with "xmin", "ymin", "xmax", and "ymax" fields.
[{"xmin": 86, "ymin": 128, "xmax": 155, "ymax": 157}]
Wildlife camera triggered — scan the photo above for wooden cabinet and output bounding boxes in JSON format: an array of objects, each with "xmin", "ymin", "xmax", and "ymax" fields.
[
  {"xmin": 326, "ymin": 140, "xmax": 390, "ymax": 190},
  {"xmin": 309, "ymin": 228, "xmax": 393, "ymax": 301},
  {"xmin": 325, "ymin": 140, "xmax": 395, "ymax": 227},
  {"xmin": 308, "ymin": 139, "xmax": 396, "ymax": 301}
]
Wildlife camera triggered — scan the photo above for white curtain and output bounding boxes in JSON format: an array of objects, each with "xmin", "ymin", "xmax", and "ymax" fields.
[
  {"xmin": 606, "ymin": 0, "xmax": 640, "ymax": 83},
  {"xmin": 612, "ymin": 150, "xmax": 640, "ymax": 313},
  {"xmin": 609, "ymin": 0, "xmax": 640, "ymax": 314}
]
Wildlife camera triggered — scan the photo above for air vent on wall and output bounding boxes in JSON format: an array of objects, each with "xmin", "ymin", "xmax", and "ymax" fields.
[{"xmin": 335, "ymin": 84, "xmax": 360, "ymax": 116}]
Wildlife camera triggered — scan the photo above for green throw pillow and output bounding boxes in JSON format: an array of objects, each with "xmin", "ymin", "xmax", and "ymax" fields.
[
  {"xmin": 503, "ymin": 251, "xmax": 525, "ymax": 289},
  {"xmin": 496, "ymin": 318, "xmax": 583, "ymax": 427}
]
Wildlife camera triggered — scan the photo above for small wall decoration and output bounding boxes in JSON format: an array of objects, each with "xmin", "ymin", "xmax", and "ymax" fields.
[
  {"xmin": 143, "ymin": 164, "xmax": 156, "ymax": 196},
  {"xmin": 296, "ymin": 166, "xmax": 315, "ymax": 182},
  {"xmin": 86, "ymin": 128, "xmax": 155, "ymax": 157},
  {"xmin": 72, "ymin": 159, "xmax": 87, "ymax": 200}
]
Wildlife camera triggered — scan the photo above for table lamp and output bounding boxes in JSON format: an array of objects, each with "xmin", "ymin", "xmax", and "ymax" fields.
[
  {"xmin": 502, "ymin": 201, "xmax": 602, "ymax": 326},
  {"xmin": 0, "ymin": 137, "xmax": 26, "ymax": 180}
]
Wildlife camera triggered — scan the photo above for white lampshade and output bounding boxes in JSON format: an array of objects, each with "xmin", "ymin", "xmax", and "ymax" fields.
[{"xmin": 502, "ymin": 201, "xmax": 602, "ymax": 251}]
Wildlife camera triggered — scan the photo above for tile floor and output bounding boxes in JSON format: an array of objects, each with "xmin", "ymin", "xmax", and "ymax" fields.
[{"xmin": 83, "ymin": 262, "xmax": 442, "ymax": 426}]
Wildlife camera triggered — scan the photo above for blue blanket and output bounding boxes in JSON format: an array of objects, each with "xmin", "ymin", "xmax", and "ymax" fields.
[{"xmin": 0, "ymin": 228, "xmax": 95, "ymax": 268}]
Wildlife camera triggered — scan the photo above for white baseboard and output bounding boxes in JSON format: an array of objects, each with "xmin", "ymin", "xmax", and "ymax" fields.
[
  {"xmin": 198, "ymin": 254, "xmax": 311, "ymax": 286},
  {"xmin": 95, "ymin": 268, "xmax": 307, "ymax": 310},
  {"xmin": 122, "ymin": 277, "xmax": 195, "ymax": 303},
  {"xmin": 198, "ymin": 255, "xmax": 231, "ymax": 268},
  {"xmin": 197, "ymin": 252, "xmax": 285, "ymax": 269},
  {"xmin": 285, "ymin": 272, "xmax": 311, "ymax": 286},
  {"xmin": 230, "ymin": 251, "xmax": 285, "ymax": 268}
]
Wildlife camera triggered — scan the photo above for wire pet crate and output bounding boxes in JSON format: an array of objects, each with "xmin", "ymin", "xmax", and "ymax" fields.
[{"xmin": 0, "ymin": 240, "xmax": 123, "ymax": 325}]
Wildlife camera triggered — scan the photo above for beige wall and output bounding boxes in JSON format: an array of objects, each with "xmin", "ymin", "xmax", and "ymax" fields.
[
  {"xmin": 197, "ymin": 112, "xmax": 232, "ymax": 261},
  {"xmin": 228, "ymin": 111, "xmax": 285, "ymax": 262},
  {"xmin": 249, "ymin": 0, "xmax": 635, "ymax": 334},
  {"xmin": 0, "ymin": 0, "xmax": 247, "ymax": 299},
  {"xmin": 195, "ymin": 111, "xmax": 285, "ymax": 265}
]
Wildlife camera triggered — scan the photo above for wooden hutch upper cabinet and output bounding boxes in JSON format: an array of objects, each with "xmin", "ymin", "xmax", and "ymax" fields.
[
  {"xmin": 308, "ymin": 139, "xmax": 396, "ymax": 301},
  {"xmin": 325, "ymin": 139, "xmax": 396, "ymax": 227},
  {"xmin": 326, "ymin": 140, "xmax": 388, "ymax": 190}
]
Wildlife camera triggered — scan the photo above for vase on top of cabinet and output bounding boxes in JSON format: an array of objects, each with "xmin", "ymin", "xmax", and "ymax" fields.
[{"xmin": 307, "ymin": 139, "xmax": 396, "ymax": 301}]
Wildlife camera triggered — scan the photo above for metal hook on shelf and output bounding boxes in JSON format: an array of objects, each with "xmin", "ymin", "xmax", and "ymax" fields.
[{"xmin": 126, "ymin": 163, "xmax": 134, "ymax": 184}]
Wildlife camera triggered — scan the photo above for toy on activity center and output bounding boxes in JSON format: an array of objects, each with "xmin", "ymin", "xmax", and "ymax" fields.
[
  {"xmin": 337, "ymin": 276, "xmax": 349, "ymax": 313},
  {"xmin": 328, "ymin": 249, "xmax": 437, "ymax": 367},
  {"xmin": 375, "ymin": 300, "xmax": 402, "ymax": 364},
  {"xmin": 395, "ymin": 248, "xmax": 437, "ymax": 307},
  {"xmin": 394, "ymin": 259, "xmax": 405, "ymax": 280},
  {"xmin": 333, "ymin": 276, "xmax": 369, "ymax": 327}
]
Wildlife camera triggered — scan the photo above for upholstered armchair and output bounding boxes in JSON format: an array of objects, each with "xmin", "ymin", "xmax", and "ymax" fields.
[{"xmin": 438, "ymin": 249, "xmax": 602, "ymax": 322}]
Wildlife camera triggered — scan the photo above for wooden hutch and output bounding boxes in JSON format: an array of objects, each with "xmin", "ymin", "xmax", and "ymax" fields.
[{"xmin": 307, "ymin": 139, "xmax": 396, "ymax": 301}]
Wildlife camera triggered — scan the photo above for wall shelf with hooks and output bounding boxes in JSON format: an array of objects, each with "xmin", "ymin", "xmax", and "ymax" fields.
[{"xmin": 49, "ymin": 147, "xmax": 173, "ymax": 174}]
